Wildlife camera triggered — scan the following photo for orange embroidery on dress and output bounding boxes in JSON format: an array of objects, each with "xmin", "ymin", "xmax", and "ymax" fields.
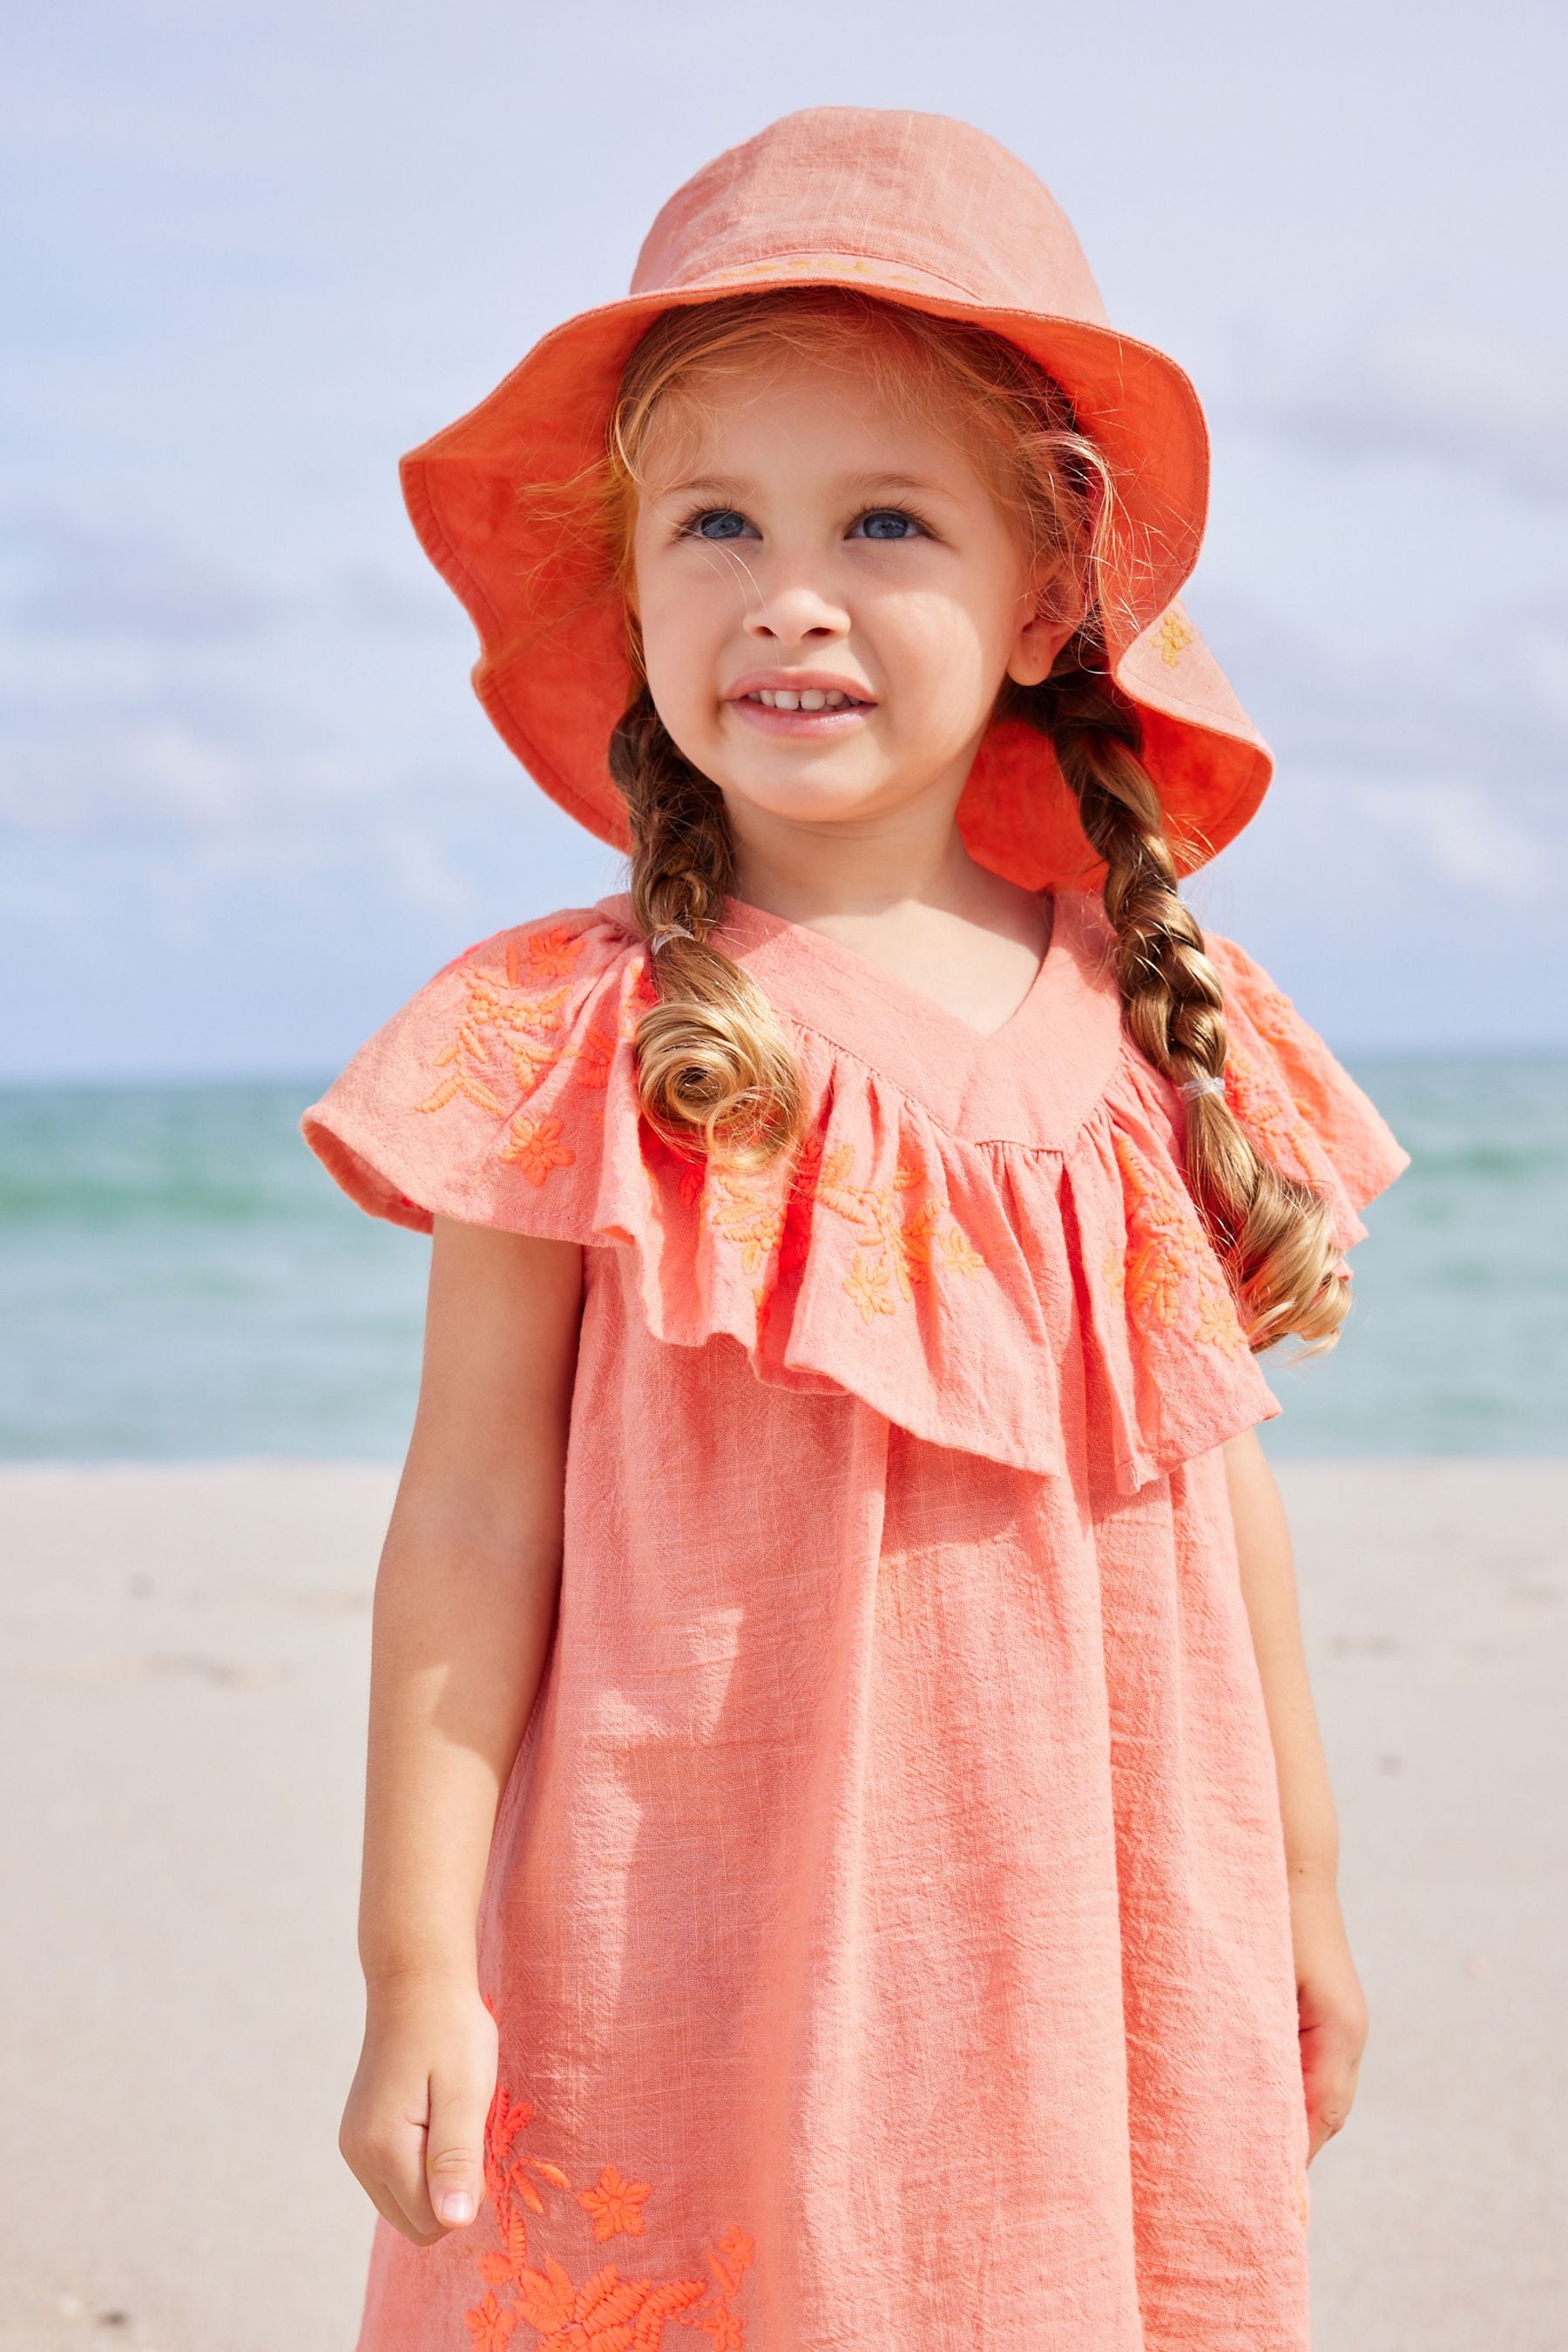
[
  {"xmin": 1294, "ymin": 2163, "xmax": 1310, "ymax": 2229},
  {"xmin": 465, "ymin": 2082, "xmax": 755, "ymax": 2349},
  {"xmin": 1112, "ymin": 1130, "xmax": 1247, "ymax": 1356},
  {"xmin": 420, "ymin": 924, "xmax": 591, "ymax": 1120},
  {"xmin": 517, "ymin": 925, "xmax": 591, "ymax": 984},
  {"xmin": 1152, "ymin": 605, "xmax": 1195, "ymax": 667},
  {"xmin": 1194, "ymin": 1286, "xmax": 1248, "ymax": 1358},
  {"xmin": 703, "ymin": 1171, "xmax": 789, "ymax": 1277},
  {"xmin": 578, "ymin": 2165, "xmax": 652, "ymax": 2242},
  {"xmin": 688, "ymin": 1134, "xmax": 985, "ymax": 1327},
  {"xmin": 1222, "ymin": 1038, "xmax": 1324, "ymax": 1189},
  {"xmin": 1223, "ymin": 965, "xmax": 1301, "ymax": 1058},
  {"xmin": 513, "ymin": 2259, "xmax": 706, "ymax": 2345},
  {"xmin": 795, "ymin": 1136, "xmax": 985, "ymax": 1325},
  {"xmin": 502, "ymin": 1112, "xmax": 576, "ymax": 1189},
  {"xmin": 571, "ymin": 1022, "xmax": 619, "ymax": 1093}
]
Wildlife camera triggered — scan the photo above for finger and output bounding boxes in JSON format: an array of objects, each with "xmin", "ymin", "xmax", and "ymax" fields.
[
  {"xmin": 1306, "ymin": 2081, "xmax": 1356, "ymax": 2159},
  {"xmin": 341, "ymin": 2114, "xmax": 444, "ymax": 2247},
  {"xmin": 424, "ymin": 2056, "xmax": 496, "ymax": 2232},
  {"xmin": 355, "ymin": 2099, "xmax": 447, "ymax": 2243},
  {"xmin": 366, "ymin": 2174, "xmax": 445, "ymax": 2248}
]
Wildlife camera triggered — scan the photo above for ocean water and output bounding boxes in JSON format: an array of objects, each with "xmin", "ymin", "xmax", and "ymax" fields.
[{"xmin": 1, "ymin": 1059, "xmax": 1562, "ymax": 1462}]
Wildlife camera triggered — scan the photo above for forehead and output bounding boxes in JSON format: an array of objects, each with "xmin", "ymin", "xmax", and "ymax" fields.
[{"xmin": 634, "ymin": 342, "xmax": 995, "ymax": 492}]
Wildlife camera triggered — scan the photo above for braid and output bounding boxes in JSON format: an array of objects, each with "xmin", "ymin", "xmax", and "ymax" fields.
[
  {"xmin": 1020, "ymin": 640, "xmax": 1348, "ymax": 1352},
  {"xmin": 607, "ymin": 688, "xmax": 805, "ymax": 1166}
]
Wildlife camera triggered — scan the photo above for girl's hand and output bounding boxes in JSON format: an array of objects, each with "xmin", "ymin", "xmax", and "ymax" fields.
[
  {"xmin": 339, "ymin": 1972, "xmax": 499, "ymax": 2245},
  {"xmin": 1290, "ymin": 1875, "xmax": 1369, "ymax": 2161}
]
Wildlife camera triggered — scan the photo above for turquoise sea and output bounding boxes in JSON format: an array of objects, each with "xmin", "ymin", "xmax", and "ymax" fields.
[{"xmin": 1, "ymin": 1059, "xmax": 1563, "ymax": 1462}]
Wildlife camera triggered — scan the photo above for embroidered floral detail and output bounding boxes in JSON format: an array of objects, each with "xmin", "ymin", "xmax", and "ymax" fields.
[
  {"xmin": 515, "ymin": 2257, "xmax": 705, "ymax": 2346},
  {"xmin": 1222, "ymin": 1039, "xmax": 1322, "ymax": 1188},
  {"xmin": 571, "ymin": 1022, "xmax": 620, "ymax": 1093},
  {"xmin": 843, "ymin": 1253, "xmax": 896, "ymax": 1321},
  {"xmin": 676, "ymin": 1132, "xmax": 984, "ymax": 1331},
  {"xmin": 1152, "ymin": 605, "xmax": 1196, "ymax": 667},
  {"xmin": 465, "ymin": 2289, "xmax": 518, "ymax": 2350},
  {"xmin": 1100, "ymin": 1246, "xmax": 1126, "ymax": 1304},
  {"xmin": 418, "ymin": 924, "xmax": 592, "ymax": 1126},
  {"xmin": 1112, "ymin": 1131, "xmax": 1248, "ymax": 1355},
  {"xmin": 578, "ymin": 2165, "xmax": 652, "ymax": 2242},
  {"xmin": 794, "ymin": 1136, "xmax": 986, "ymax": 1325},
  {"xmin": 1194, "ymin": 1285, "xmax": 1248, "ymax": 1358},
  {"xmin": 465, "ymin": 2081, "xmax": 755, "ymax": 2349},
  {"xmin": 701, "ymin": 1171, "xmax": 788, "ymax": 1278},
  {"xmin": 1294, "ymin": 2163, "xmax": 1310, "ymax": 2229},
  {"xmin": 502, "ymin": 1112, "xmax": 576, "ymax": 1189}
]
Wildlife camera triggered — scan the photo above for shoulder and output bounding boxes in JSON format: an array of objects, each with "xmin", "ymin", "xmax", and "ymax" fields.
[
  {"xmin": 1200, "ymin": 923, "xmax": 1411, "ymax": 1227},
  {"xmin": 419, "ymin": 899, "xmax": 643, "ymax": 1007},
  {"xmin": 357, "ymin": 899, "xmax": 648, "ymax": 1088},
  {"xmin": 299, "ymin": 901, "xmax": 653, "ymax": 1234}
]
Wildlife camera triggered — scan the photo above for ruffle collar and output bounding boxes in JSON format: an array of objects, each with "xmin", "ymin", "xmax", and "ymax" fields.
[
  {"xmin": 301, "ymin": 891, "xmax": 1409, "ymax": 1492},
  {"xmin": 693, "ymin": 886, "xmax": 1123, "ymax": 1148}
]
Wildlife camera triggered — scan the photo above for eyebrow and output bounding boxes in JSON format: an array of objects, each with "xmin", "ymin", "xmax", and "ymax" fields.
[
  {"xmin": 649, "ymin": 469, "xmax": 960, "ymax": 503},
  {"xmin": 841, "ymin": 471, "xmax": 955, "ymax": 497},
  {"xmin": 650, "ymin": 476, "xmax": 748, "ymax": 502}
]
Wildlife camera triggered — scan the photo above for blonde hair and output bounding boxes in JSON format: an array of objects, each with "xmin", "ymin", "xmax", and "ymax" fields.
[{"xmin": 589, "ymin": 286, "xmax": 1345, "ymax": 1352}]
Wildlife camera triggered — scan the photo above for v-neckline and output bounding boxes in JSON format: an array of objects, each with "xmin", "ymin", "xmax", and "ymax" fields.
[
  {"xmin": 715, "ymin": 889, "xmax": 1060, "ymax": 1051},
  {"xmin": 592, "ymin": 883, "xmax": 1124, "ymax": 1143}
]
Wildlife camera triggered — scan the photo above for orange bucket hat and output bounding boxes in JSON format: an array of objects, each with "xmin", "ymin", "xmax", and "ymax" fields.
[{"xmin": 400, "ymin": 106, "xmax": 1272, "ymax": 890}]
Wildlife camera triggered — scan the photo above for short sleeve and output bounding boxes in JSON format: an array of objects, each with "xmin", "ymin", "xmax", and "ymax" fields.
[
  {"xmin": 300, "ymin": 905, "xmax": 653, "ymax": 1241},
  {"xmin": 1206, "ymin": 931, "xmax": 1410, "ymax": 1250}
]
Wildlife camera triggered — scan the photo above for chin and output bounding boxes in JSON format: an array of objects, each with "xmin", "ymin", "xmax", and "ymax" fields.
[{"xmin": 720, "ymin": 753, "xmax": 896, "ymax": 823}]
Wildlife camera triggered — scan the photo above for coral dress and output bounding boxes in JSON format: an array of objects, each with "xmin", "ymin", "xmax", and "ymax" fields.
[{"xmin": 302, "ymin": 886, "xmax": 1407, "ymax": 2352}]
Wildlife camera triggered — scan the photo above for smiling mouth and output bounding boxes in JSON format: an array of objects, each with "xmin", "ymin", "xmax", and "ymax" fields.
[{"xmin": 735, "ymin": 687, "xmax": 873, "ymax": 712}]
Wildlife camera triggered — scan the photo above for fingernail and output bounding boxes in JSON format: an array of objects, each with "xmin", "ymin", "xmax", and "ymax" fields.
[{"xmin": 437, "ymin": 2191, "xmax": 476, "ymax": 2224}]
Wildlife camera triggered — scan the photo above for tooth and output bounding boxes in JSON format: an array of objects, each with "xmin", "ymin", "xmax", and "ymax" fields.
[
  {"xmin": 757, "ymin": 691, "xmax": 774, "ymax": 706},
  {"xmin": 799, "ymin": 690, "xmax": 826, "ymax": 710},
  {"xmin": 822, "ymin": 691, "xmax": 844, "ymax": 707},
  {"xmin": 773, "ymin": 691, "xmax": 801, "ymax": 711}
]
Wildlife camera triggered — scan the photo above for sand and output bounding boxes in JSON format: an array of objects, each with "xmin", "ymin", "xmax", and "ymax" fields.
[{"xmin": 1, "ymin": 1458, "xmax": 1564, "ymax": 2351}]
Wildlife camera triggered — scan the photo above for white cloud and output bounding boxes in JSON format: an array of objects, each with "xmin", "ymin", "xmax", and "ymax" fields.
[
  {"xmin": 1227, "ymin": 316, "xmax": 1568, "ymax": 502},
  {"xmin": 1361, "ymin": 778, "xmax": 1551, "ymax": 904},
  {"xmin": 1520, "ymin": 624, "xmax": 1568, "ymax": 724},
  {"xmin": 3, "ymin": 509, "xmax": 275, "ymax": 640}
]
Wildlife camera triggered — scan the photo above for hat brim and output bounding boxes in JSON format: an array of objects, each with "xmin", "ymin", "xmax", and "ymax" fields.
[{"xmin": 400, "ymin": 265, "xmax": 1271, "ymax": 889}]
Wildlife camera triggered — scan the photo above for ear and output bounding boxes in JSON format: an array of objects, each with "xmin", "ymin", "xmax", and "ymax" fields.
[
  {"xmin": 1005, "ymin": 606, "xmax": 1076, "ymax": 691},
  {"xmin": 1006, "ymin": 555, "xmax": 1083, "ymax": 688}
]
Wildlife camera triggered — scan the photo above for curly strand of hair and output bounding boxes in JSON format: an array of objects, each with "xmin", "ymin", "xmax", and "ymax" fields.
[
  {"xmin": 1020, "ymin": 642, "xmax": 1349, "ymax": 1352},
  {"xmin": 607, "ymin": 688, "xmax": 807, "ymax": 1169}
]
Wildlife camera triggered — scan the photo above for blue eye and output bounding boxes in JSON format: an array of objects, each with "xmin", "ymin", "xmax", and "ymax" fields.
[
  {"xmin": 686, "ymin": 508, "xmax": 753, "ymax": 540},
  {"xmin": 852, "ymin": 508, "xmax": 924, "ymax": 541}
]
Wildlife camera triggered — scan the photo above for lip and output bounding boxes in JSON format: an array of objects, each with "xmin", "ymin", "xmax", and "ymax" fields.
[
  {"xmin": 725, "ymin": 669, "xmax": 877, "ymax": 705},
  {"xmin": 723, "ymin": 669, "xmax": 878, "ymax": 738}
]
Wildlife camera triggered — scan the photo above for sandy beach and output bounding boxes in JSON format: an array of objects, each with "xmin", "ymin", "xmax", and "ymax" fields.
[{"xmin": 1, "ymin": 1458, "xmax": 1563, "ymax": 2351}]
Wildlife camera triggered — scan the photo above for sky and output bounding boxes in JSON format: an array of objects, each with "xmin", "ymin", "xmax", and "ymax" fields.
[{"xmin": 3, "ymin": 0, "xmax": 1566, "ymax": 1076}]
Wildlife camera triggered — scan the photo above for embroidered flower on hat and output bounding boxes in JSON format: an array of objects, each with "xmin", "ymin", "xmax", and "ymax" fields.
[{"xmin": 1152, "ymin": 605, "xmax": 1196, "ymax": 667}]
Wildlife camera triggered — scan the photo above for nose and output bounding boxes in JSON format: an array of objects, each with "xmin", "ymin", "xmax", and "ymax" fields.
[{"xmin": 740, "ymin": 561, "xmax": 850, "ymax": 646}]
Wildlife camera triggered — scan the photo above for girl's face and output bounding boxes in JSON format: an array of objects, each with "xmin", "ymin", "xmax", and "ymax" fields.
[{"xmin": 629, "ymin": 348, "xmax": 1070, "ymax": 846}]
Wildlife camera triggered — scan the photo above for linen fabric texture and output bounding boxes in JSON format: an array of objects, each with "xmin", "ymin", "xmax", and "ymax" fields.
[{"xmin": 302, "ymin": 889, "xmax": 1408, "ymax": 2351}]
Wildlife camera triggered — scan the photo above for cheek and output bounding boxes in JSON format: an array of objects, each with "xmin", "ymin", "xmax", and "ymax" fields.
[
  {"xmin": 872, "ymin": 585, "xmax": 1008, "ymax": 715},
  {"xmin": 634, "ymin": 559, "xmax": 740, "ymax": 720}
]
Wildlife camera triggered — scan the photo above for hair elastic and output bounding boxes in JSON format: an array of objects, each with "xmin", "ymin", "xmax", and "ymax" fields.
[
  {"xmin": 648, "ymin": 924, "xmax": 697, "ymax": 955},
  {"xmin": 1179, "ymin": 1071, "xmax": 1227, "ymax": 1101}
]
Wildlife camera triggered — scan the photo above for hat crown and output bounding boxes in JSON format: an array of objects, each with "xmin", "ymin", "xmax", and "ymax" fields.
[{"xmin": 631, "ymin": 106, "xmax": 1111, "ymax": 328}]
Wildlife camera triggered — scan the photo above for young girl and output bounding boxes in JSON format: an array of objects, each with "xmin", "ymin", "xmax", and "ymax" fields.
[{"xmin": 304, "ymin": 108, "xmax": 1408, "ymax": 2351}]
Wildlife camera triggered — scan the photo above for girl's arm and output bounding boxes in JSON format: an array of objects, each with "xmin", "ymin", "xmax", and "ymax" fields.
[
  {"xmin": 338, "ymin": 1213, "xmax": 585, "ymax": 2247},
  {"xmin": 1222, "ymin": 1427, "xmax": 1370, "ymax": 2162}
]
